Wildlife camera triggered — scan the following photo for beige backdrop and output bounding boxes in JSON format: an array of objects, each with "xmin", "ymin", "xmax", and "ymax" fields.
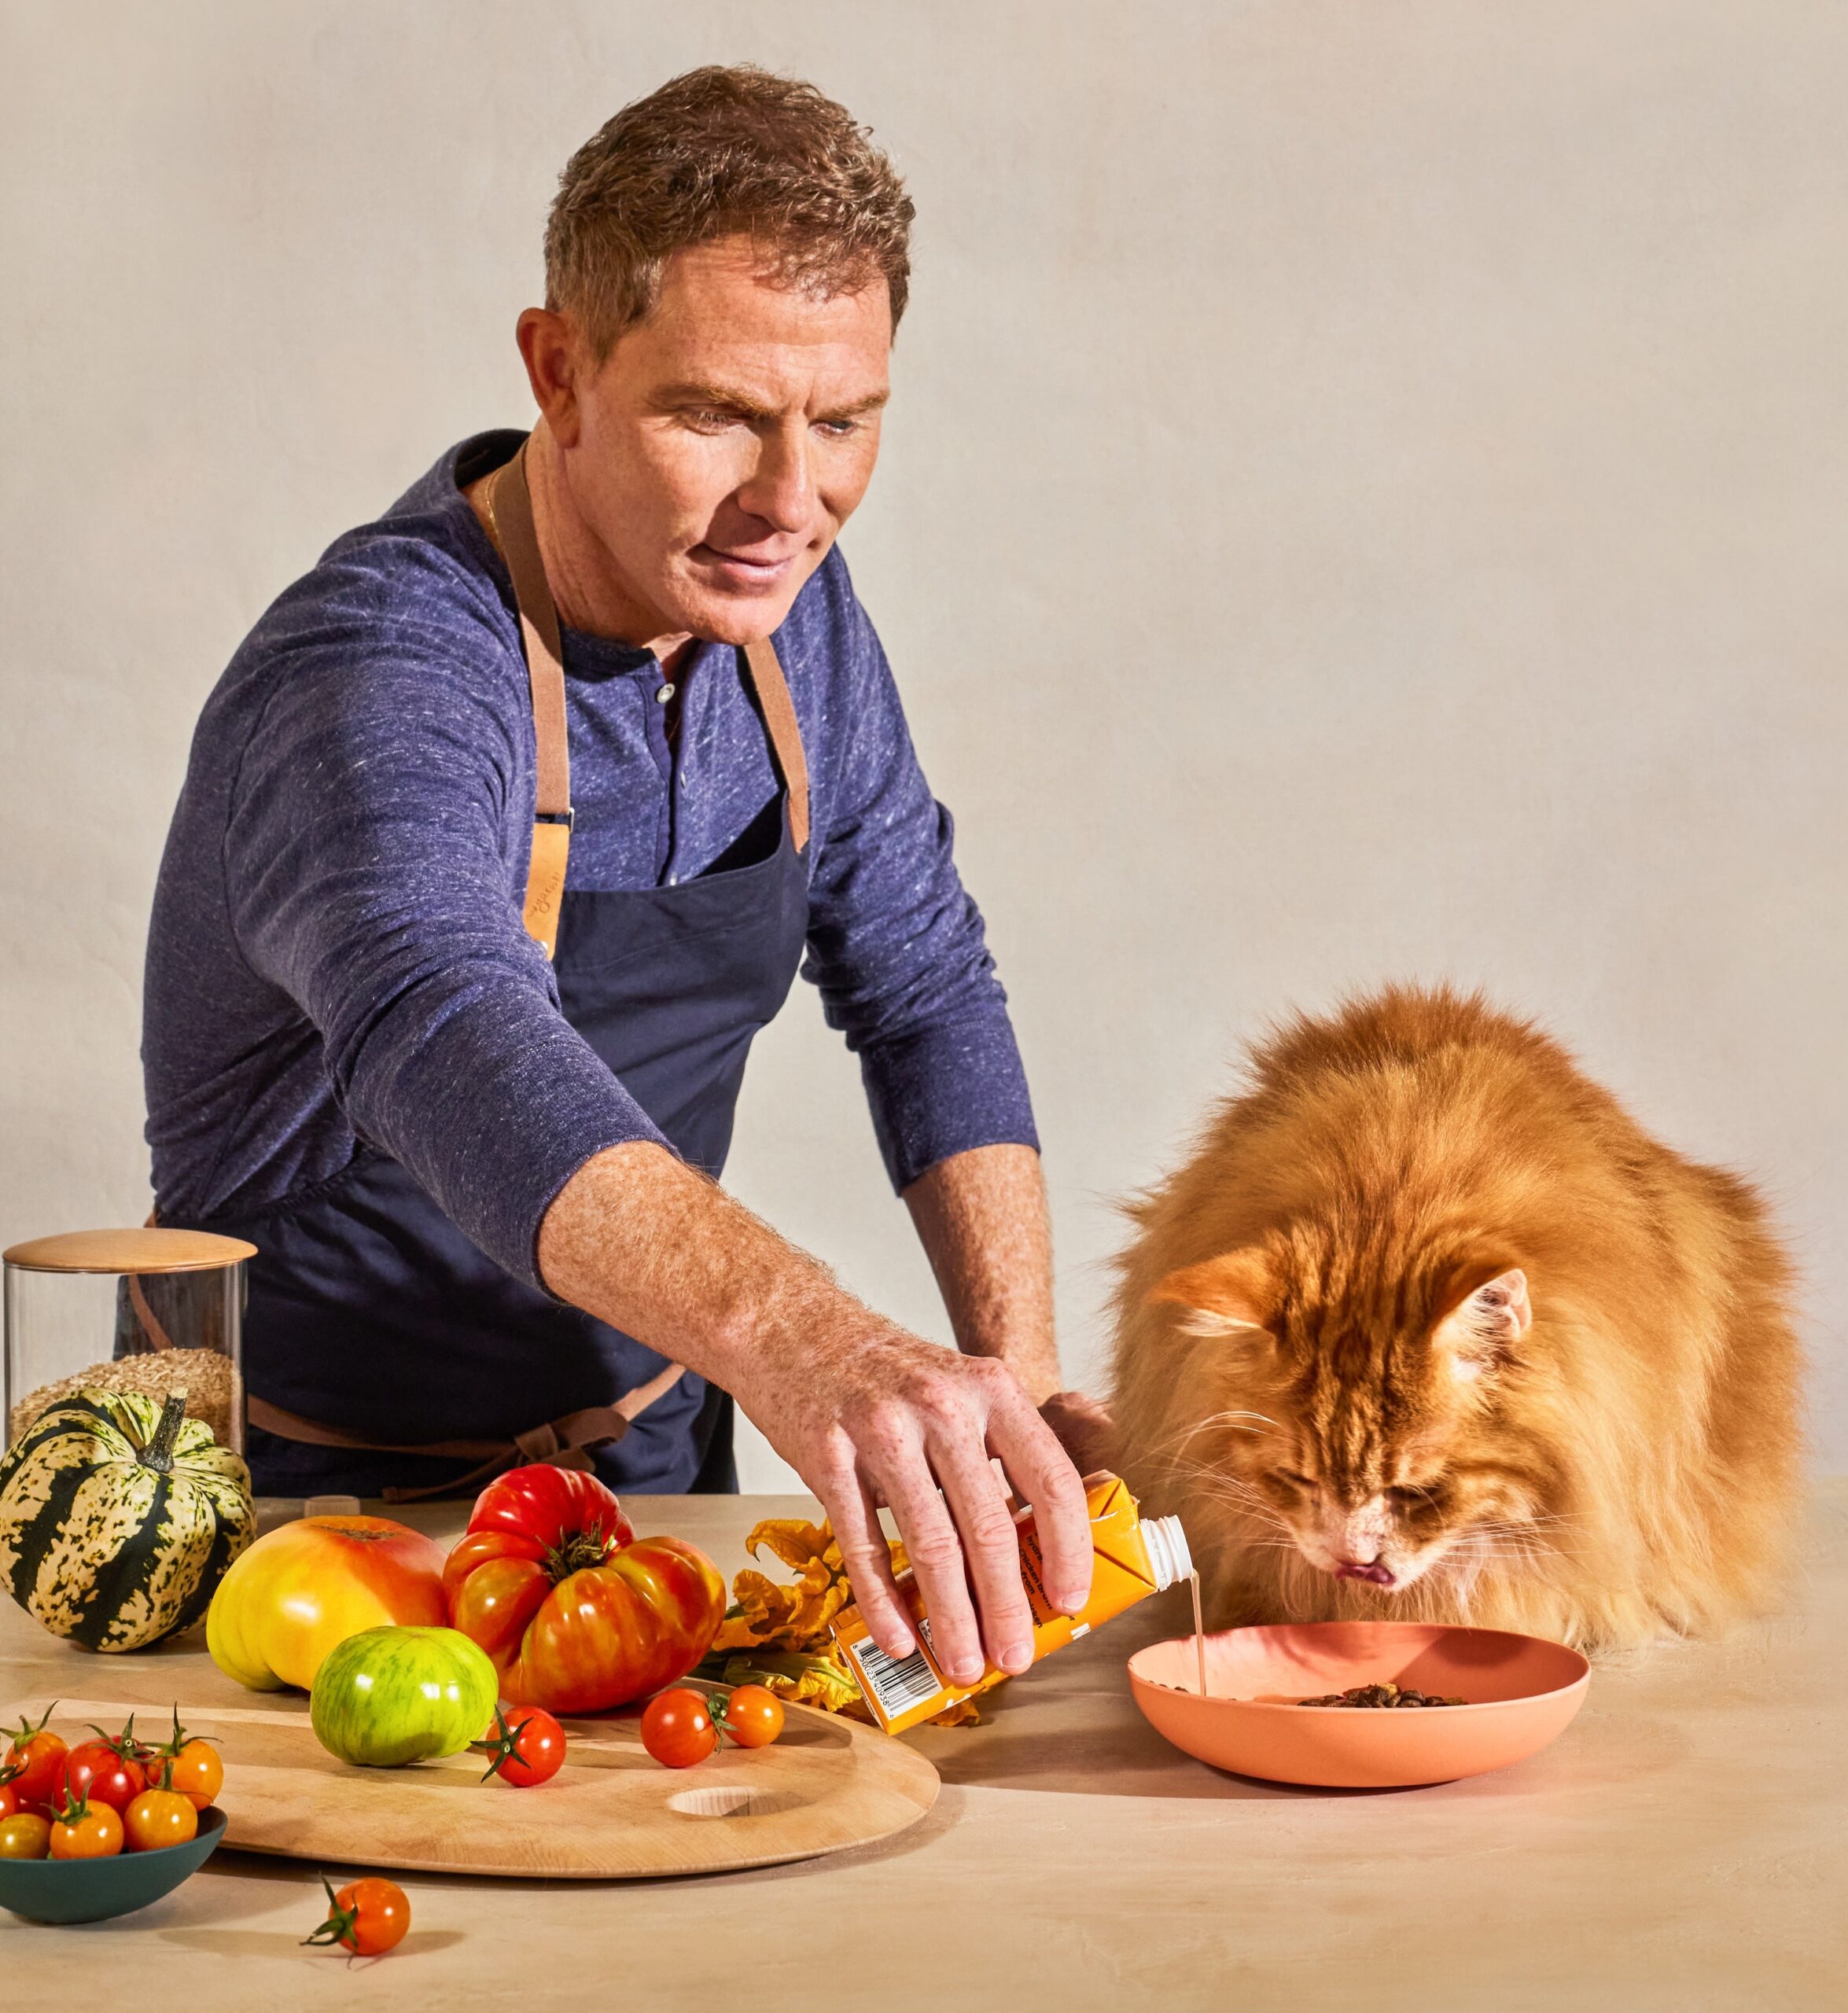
[{"xmin": 2, "ymin": 1, "xmax": 1842, "ymax": 1479}]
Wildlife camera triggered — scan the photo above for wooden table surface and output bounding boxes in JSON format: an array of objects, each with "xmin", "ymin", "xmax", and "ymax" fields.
[{"xmin": 4, "ymin": 1485, "xmax": 1843, "ymax": 2012}]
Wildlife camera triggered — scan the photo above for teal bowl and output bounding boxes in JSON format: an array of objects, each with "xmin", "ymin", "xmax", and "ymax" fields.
[{"xmin": 0, "ymin": 1806, "xmax": 226, "ymax": 1924}]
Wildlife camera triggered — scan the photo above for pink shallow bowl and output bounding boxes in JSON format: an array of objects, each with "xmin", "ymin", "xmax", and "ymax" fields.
[{"xmin": 1128, "ymin": 1622, "xmax": 1589, "ymax": 1788}]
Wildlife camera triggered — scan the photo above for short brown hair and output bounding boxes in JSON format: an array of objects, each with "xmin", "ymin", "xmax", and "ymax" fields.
[{"xmin": 545, "ymin": 66, "xmax": 914, "ymax": 356}]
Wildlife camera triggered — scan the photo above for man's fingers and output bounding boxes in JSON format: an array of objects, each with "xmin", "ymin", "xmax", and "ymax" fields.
[
  {"xmin": 819, "ymin": 1470, "xmax": 915, "ymax": 1661},
  {"xmin": 990, "ymin": 1393, "xmax": 1095, "ymax": 1616},
  {"xmin": 870, "ymin": 1445, "xmax": 988, "ymax": 1687},
  {"xmin": 928, "ymin": 1430, "xmax": 1035, "ymax": 1675}
]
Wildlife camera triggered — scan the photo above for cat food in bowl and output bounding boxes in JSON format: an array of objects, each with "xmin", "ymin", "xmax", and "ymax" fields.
[{"xmin": 1128, "ymin": 1621, "xmax": 1588, "ymax": 1788}]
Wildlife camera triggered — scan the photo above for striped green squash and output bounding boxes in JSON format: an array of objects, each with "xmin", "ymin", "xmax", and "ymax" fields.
[{"xmin": 0, "ymin": 1387, "xmax": 254, "ymax": 1652}]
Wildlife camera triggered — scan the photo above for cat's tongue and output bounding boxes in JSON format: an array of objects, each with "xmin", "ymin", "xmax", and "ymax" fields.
[{"xmin": 1335, "ymin": 1561, "xmax": 1397, "ymax": 1587}]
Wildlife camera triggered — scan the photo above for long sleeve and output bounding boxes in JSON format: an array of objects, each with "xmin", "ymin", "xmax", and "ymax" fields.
[
  {"xmin": 800, "ymin": 594, "xmax": 1039, "ymax": 1191},
  {"xmin": 222, "ymin": 554, "xmax": 668, "ymax": 1287}
]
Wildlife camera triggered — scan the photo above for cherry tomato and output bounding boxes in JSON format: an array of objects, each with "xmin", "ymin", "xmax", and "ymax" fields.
[
  {"xmin": 124, "ymin": 1783, "xmax": 200, "ymax": 1853},
  {"xmin": 0, "ymin": 1812, "xmax": 51, "ymax": 1860},
  {"xmin": 472, "ymin": 1703, "xmax": 565, "ymax": 1788},
  {"xmin": 2, "ymin": 1705, "xmax": 70, "ymax": 1817},
  {"xmin": 714, "ymin": 1684, "xmax": 786, "ymax": 1750},
  {"xmin": 49, "ymin": 1790, "xmax": 124, "ymax": 1860},
  {"xmin": 0, "ymin": 1761, "xmax": 21, "ymax": 1821},
  {"xmin": 303, "ymin": 1873, "xmax": 411, "ymax": 1956},
  {"xmin": 640, "ymin": 1687, "xmax": 716, "ymax": 1769},
  {"xmin": 152, "ymin": 1709, "xmax": 223, "ymax": 1810},
  {"xmin": 63, "ymin": 1739, "xmax": 146, "ymax": 1814}
]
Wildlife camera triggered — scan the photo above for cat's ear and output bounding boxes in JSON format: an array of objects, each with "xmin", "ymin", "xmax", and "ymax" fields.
[
  {"xmin": 1431, "ymin": 1265, "xmax": 1531, "ymax": 1382},
  {"xmin": 1148, "ymin": 1249, "xmax": 1275, "ymax": 1342}
]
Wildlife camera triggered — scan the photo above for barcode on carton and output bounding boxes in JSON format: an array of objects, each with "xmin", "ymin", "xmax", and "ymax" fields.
[{"xmin": 846, "ymin": 1637, "xmax": 944, "ymax": 1722}]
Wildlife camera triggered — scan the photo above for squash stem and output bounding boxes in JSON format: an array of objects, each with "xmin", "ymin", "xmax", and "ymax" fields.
[{"xmin": 142, "ymin": 1392, "xmax": 190, "ymax": 1473}]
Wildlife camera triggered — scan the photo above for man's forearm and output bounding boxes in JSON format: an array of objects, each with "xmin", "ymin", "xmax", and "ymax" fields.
[
  {"xmin": 536, "ymin": 1139, "xmax": 841, "ymax": 1387},
  {"xmin": 536, "ymin": 1135, "xmax": 1098, "ymax": 1682},
  {"xmin": 902, "ymin": 1143, "xmax": 1061, "ymax": 1403}
]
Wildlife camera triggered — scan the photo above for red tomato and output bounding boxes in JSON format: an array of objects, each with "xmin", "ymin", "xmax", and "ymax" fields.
[
  {"xmin": 123, "ymin": 1783, "xmax": 199, "ymax": 1853},
  {"xmin": 473, "ymin": 1703, "xmax": 565, "ymax": 1788},
  {"xmin": 2, "ymin": 1705, "xmax": 70, "ymax": 1817},
  {"xmin": 716, "ymin": 1684, "xmax": 786, "ymax": 1750},
  {"xmin": 304, "ymin": 1874, "xmax": 411, "ymax": 1956},
  {"xmin": 443, "ymin": 1465, "xmax": 724, "ymax": 1714},
  {"xmin": 64, "ymin": 1739, "xmax": 147, "ymax": 1815},
  {"xmin": 640, "ymin": 1688, "xmax": 717, "ymax": 1769},
  {"xmin": 0, "ymin": 1763, "xmax": 20, "ymax": 1822},
  {"xmin": 50, "ymin": 1791, "xmax": 124, "ymax": 1860}
]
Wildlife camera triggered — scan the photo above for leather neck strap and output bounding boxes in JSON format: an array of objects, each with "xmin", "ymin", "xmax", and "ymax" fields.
[{"xmin": 488, "ymin": 437, "xmax": 811, "ymax": 960}]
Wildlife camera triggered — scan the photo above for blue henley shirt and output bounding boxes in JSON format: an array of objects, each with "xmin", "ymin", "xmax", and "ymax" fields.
[{"xmin": 142, "ymin": 430, "xmax": 1038, "ymax": 1288}]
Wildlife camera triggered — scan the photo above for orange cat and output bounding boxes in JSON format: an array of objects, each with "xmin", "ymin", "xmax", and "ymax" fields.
[{"xmin": 1109, "ymin": 986, "xmax": 1802, "ymax": 1652}]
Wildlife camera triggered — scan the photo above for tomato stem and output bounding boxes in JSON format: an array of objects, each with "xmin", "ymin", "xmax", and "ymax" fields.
[{"xmin": 302, "ymin": 1871, "xmax": 363, "ymax": 1949}]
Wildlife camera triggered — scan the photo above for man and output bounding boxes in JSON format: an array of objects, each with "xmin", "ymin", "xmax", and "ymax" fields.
[{"xmin": 144, "ymin": 67, "xmax": 1108, "ymax": 1688}]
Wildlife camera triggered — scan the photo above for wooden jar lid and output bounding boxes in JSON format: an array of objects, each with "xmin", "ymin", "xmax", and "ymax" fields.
[{"xmin": 2, "ymin": 1228, "xmax": 258, "ymax": 1275}]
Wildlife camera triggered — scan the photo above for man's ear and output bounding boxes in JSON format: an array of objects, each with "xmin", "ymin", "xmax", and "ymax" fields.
[
  {"xmin": 1147, "ymin": 1248, "xmax": 1275, "ymax": 1342},
  {"xmin": 1431, "ymin": 1265, "xmax": 1531, "ymax": 1383}
]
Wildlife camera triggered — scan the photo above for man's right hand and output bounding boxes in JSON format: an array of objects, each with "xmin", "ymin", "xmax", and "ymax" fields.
[
  {"xmin": 537, "ymin": 1139, "xmax": 1095, "ymax": 1684},
  {"xmin": 742, "ymin": 1317, "xmax": 1095, "ymax": 1684}
]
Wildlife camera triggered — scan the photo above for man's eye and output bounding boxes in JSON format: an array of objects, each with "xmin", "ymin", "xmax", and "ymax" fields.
[
  {"xmin": 684, "ymin": 409, "xmax": 740, "ymax": 430},
  {"xmin": 815, "ymin": 418, "xmax": 860, "ymax": 438}
]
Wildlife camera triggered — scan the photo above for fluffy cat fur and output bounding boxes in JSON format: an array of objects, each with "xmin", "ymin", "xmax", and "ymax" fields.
[{"xmin": 1109, "ymin": 985, "xmax": 1802, "ymax": 1653}]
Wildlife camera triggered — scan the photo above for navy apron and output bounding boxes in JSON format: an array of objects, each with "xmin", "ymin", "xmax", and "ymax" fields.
[{"xmin": 193, "ymin": 436, "xmax": 811, "ymax": 1501}]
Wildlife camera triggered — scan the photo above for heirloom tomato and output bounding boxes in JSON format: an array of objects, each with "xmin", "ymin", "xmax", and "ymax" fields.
[
  {"xmin": 443, "ymin": 1465, "xmax": 724, "ymax": 1714},
  {"xmin": 309, "ymin": 1625, "xmax": 498, "ymax": 1768},
  {"xmin": 206, "ymin": 1514, "xmax": 447, "ymax": 1692}
]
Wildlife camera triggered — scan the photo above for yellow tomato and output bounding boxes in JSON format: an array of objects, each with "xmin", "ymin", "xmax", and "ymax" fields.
[
  {"xmin": 206, "ymin": 1514, "xmax": 448, "ymax": 1692},
  {"xmin": 0, "ymin": 1812, "xmax": 51, "ymax": 1860},
  {"xmin": 123, "ymin": 1786, "xmax": 199, "ymax": 1853}
]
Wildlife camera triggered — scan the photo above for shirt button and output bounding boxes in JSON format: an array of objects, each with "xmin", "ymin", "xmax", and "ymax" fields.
[{"xmin": 657, "ymin": 682, "xmax": 676, "ymax": 704}]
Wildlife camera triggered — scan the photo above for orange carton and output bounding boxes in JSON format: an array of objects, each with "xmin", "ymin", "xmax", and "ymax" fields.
[{"xmin": 832, "ymin": 1471, "xmax": 1192, "ymax": 1735}]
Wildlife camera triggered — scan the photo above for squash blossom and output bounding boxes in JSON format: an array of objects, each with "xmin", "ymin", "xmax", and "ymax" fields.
[{"xmin": 697, "ymin": 1518, "xmax": 980, "ymax": 1728}]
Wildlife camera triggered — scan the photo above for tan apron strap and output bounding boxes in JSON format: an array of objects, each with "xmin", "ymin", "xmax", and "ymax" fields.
[
  {"xmin": 246, "ymin": 1366, "xmax": 688, "ymax": 1503},
  {"xmin": 742, "ymin": 637, "xmax": 810, "ymax": 856},
  {"xmin": 488, "ymin": 441, "xmax": 573, "ymax": 959}
]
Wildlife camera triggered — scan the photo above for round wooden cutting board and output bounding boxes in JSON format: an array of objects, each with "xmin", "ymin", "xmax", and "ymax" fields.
[{"xmin": 9, "ymin": 1693, "xmax": 938, "ymax": 1879}]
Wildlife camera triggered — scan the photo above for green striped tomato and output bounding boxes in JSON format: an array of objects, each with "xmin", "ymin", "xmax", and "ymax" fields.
[{"xmin": 309, "ymin": 1625, "xmax": 498, "ymax": 1768}]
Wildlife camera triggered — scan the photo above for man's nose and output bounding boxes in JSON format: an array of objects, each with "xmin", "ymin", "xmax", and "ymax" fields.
[{"xmin": 736, "ymin": 425, "xmax": 814, "ymax": 532}]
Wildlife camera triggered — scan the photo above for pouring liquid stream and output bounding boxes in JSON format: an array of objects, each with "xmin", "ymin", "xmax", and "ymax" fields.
[{"xmin": 1190, "ymin": 1569, "xmax": 1209, "ymax": 1697}]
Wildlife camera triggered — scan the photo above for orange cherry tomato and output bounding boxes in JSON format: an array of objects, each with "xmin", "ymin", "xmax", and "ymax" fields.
[
  {"xmin": 0, "ymin": 1812, "xmax": 51, "ymax": 1860},
  {"xmin": 124, "ymin": 1783, "xmax": 200, "ymax": 1853},
  {"xmin": 715, "ymin": 1684, "xmax": 785, "ymax": 1750},
  {"xmin": 639, "ymin": 1688, "xmax": 716, "ymax": 1769},
  {"xmin": 152, "ymin": 1709, "xmax": 223, "ymax": 1810},
  {"xmin": 50, "ymin": 1792, "xmax": 124, "ymax": 1860},
  {"xmin": 303, "ymin": 1874, "xmax": 411, "ymax": 1956},
  {"xmin": 2, "ymin": 1705, "xmax": 70, "ymax": 1817}
]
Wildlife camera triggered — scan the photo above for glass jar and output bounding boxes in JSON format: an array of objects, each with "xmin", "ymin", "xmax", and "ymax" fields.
[{"xmin": 2, "ymin": 1228, "xmax": 256, "ymax": 1457}]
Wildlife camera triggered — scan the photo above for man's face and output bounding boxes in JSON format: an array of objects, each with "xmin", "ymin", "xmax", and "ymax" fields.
[{"xmin": 547, "ymin": 237, "xmax": 892, "ymax": 646}]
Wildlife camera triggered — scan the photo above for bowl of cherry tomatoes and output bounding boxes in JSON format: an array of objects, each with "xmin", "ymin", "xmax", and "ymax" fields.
[{"xmin": 0, "ymin": 1704, "xmax": 228, "ymax": 1924}]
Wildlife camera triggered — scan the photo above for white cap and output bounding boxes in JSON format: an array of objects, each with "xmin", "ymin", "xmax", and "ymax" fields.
[{"xmin": 1142, "ymin": 1513, "xmax": 1193, "ymax": 1592}]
